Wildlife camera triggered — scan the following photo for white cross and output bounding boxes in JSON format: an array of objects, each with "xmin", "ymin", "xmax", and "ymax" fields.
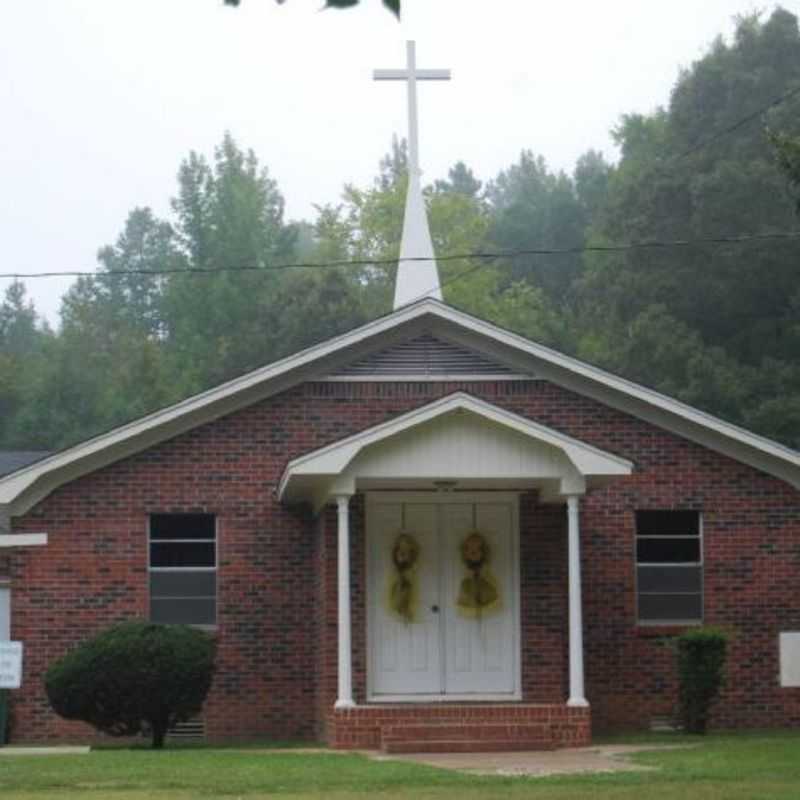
[{"xmin": 374, "ymin": 41, "xmax": 451, "ymax": 177}]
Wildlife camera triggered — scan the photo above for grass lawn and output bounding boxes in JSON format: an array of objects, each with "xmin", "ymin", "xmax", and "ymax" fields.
[{"xmin": 0, "ymin": 731, "xmax": 799, "ymax": 799}]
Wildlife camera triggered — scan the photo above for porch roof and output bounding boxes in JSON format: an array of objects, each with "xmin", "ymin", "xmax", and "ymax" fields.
[{"xmin": 278, "ymin": 392, "xmax": 633, "ymax": 510}]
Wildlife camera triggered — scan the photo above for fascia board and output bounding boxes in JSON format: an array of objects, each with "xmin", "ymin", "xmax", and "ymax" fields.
[
  {"xmin": 427, "ymin": 307, "xmax": 800, "ymax": 488},
  {"xmin": 0, "ymin": 302, "xmax": 442, "ymax": 514}
]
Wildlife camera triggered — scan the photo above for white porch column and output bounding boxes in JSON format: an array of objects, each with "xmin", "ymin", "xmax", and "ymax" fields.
[
  {"xmin": 566, "ymin": 494, "xmax": 589, "ymax": 707},
  {"xmin": 334, "ymin": 494, "xmax": 355, "ymax": 709}
]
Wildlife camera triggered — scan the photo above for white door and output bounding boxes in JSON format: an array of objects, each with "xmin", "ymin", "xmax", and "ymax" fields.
[
  {"xmin": 0, "ymin": 586, "xmax": 9, "ymax": 641},
  {"xmin": 441, "ymin": 501, "xmax": 516, "ymax": 695},
  {"xmin": 368, "ymin": 495, "xmax": 518, "ymax": 699},
  {"xmin": 369, "ymin": 501, "xmax": 442, "ymax": 695}
]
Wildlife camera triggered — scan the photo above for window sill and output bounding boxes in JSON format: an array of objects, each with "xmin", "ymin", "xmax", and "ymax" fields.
[
  {"xmin": 635, "ymin": 622, "xmax": 702, "ymax": 638},
  {"xmin": 191, "ymin": 624, "xmax": 218, "ymax": 634}
]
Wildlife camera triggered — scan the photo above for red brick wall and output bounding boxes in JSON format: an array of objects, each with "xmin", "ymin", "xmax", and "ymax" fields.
[{"xmin": 8, "ymin": 378, "xmax": 800, "ymax": 742}]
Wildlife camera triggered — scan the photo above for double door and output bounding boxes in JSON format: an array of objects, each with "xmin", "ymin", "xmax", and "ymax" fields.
[{"xmin": 367, "ymin": 495, "xmax": 519, "ymax": 699}]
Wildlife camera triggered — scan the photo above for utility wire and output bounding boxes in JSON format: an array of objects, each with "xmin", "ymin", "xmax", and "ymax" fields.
[
  {"xmin": 3, "ymin": 84, "xmax": 798, "ymax": 284},
  {"xmin": 1, "ymin": 231, "xmax": 798, "ymax": 281},
  {"xmin": 404, "ymin": 260, "xmax": 490, "ymax": 307},
  {"xmin": 673, "ymin": 83, "xmax": 800, "ymax": 162}
]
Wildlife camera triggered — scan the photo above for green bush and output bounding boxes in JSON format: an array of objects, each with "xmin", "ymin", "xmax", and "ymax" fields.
[
  {"xmin": 676, "ymin": 626, "xmax": 728, "ymax": 734},
  {"xmin": 45, "ymin": 621, "xmax": 216, "ymax": 749}
]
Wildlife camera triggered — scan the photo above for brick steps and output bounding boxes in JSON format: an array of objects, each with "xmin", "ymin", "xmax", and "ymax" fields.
[
  {"xmin": 329, "ymin": 703, "xmax": 592, "ymax": 751},
  {"xmin": 381, "ymin": 722, "xmax": 555, "ymax": 753}
]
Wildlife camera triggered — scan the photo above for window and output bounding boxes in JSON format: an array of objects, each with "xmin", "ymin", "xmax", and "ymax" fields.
[
  {"xmin": 149, "ymin": 514, "xmax": 216, "ymax": 626},
  {"xmin": 636, "ymin": 510, "xmax": 702, "ymax": 624}
]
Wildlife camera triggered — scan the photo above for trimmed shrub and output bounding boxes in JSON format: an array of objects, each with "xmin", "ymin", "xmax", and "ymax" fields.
[
  {"xmin": 676, "ymin": 627, "xmax": 728, "ymax": 734},
  {"xmin": 45, "ymin": 621, "xmax": 216, "ymax": 749}
]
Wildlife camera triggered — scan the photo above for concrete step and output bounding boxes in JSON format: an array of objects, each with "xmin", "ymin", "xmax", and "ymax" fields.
[
  {"xmin": 381, "ymin": 723, "xmax": 554, "ymax": 753},
  {"xmin": 383, "ymin": 738, "xmax": 555, "ymax": 754}
]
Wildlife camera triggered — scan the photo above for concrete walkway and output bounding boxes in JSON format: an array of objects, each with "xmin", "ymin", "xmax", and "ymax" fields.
[
  {"xmin": 373, "ymin": 744, "xmax": 691, "ymax": 777},
  {"xmin": 0, "ymin": 746, "xmax": 90, "ymax": 756},
  {"xmin": 0, "ymin": 742, "xmax": 690, "ymax": 776}
]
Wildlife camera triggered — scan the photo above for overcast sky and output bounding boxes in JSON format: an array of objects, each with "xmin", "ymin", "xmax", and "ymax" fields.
[{"xmin": 1, "ymin": 0, "xmax": 791, "ymax": 323}]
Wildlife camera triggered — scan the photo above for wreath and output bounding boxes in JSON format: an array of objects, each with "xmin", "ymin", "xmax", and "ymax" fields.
[
  {"xmin": 387, "ymin": 532, "xmax": 420, "ymax": 623},
  {"xmin": 456, "ymin": 531, "xmax": 500, "ymax": 619}
]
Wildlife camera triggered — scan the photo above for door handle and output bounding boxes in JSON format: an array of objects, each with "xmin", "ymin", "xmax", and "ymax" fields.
[{"xmin": 431, "ymin": 605, "xmax": 440, "ymax": 613}]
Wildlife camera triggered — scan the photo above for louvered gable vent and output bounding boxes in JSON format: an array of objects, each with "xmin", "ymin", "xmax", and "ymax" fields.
[{"xmin": 331, "ymin": 334, "xmax": 528, "ymax": 378}]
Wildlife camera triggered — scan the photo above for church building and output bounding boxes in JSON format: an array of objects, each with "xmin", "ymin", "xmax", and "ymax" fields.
[{"xmin": 1, "ymin": 43, "xmax": 799, "ymax": 751}]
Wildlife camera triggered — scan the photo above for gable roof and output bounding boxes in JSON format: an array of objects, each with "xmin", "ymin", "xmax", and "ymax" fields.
[{"xmin": 0, "ymin": 298, "xmax": 798, "ymax": 518}]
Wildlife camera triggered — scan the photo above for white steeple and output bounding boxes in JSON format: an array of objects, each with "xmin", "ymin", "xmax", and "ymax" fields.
[{"xmin": 374, "ymin": 41, "xmax": 451, "ymax": 309}]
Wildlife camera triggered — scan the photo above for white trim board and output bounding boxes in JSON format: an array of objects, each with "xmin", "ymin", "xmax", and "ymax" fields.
[
  {"xmin": 0, "ymin": 299, "xmax": 797, "ymax": 518},
  {"xmin": 0, "ymin": 533, "xmax": 48, "ymax": 548}
]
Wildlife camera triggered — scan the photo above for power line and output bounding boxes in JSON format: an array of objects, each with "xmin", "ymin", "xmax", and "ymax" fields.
[
  {"xmin": 3, "ymin": 85, "xmax": 797, "ymax": 286},
  {"xmin": 438, "ymin": 84, "xmax": 800, "ymax": 298},
  {"xmin": 1, "ymin": 230, "xmax": 798, "ymax": 281},
  {"xmin": 673, "ymin": 83, "xmax": 800, "ymax": 162},
  {"xmin": 405, "ymin": 260, "xmax": 489, "ymax": 307}
]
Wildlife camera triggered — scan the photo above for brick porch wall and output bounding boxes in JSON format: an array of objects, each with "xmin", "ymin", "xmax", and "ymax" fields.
[{"xmin": 5, "ymin": 378, "xmax": 800, "ymax": 742}]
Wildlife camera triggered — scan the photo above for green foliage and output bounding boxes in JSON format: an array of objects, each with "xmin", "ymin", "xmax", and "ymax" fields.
[
  {"xmin": 769, "ymin": 128, "xmax": 800, "ymax": 212},
  {"xmin": 486, "ymin": 150, "xmax": 589, "ymax": 302},
  {"xmin": 224, "ymin": 0, "xmax": 401, "ymax": 17},
  {"xmin": 575, "ymin": 7, "xmax": 800, "ymax": 446},
  {"xmin": 0, "ymin": 281, "xmax": 51, "ymax": 448},
  {"xmin": 45, "ymin": 621, "xmax": 216, "ymax": 749},
  {"xmin": 676, "ymin": 627, "xmax": 729, "ymax": 734},
  {"xmin": 163, "ymin": 132, "xmax": 301, "ymax": 387}
]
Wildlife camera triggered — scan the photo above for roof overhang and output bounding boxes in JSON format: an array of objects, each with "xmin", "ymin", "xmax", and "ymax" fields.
[
  {"xmin": 0, "ymin": 297, "xmax": 797, "ymax": 521},
  {"xmin": 279, "ymin": 392, "xmax": 633, "ymax": 511}
]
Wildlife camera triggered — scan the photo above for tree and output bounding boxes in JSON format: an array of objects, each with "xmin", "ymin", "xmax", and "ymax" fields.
[
  {"xmin": 93, "ymin": 207, "xmax": 178, "ymax": 339},
  {"xmin": 45, "ymin": 622, "xmax": 216, "ymax": 749},
  {"xmin": 224, "ymin": 0, "xmax": 400, "ymax": 16},
  {"xmin": 769, "ymin": 129, "xmax": 800, "ymax": 212},
  {"xmin": 0, "ymin": 281, "xmax": 50, "ymax": 448},
  {"xmin": 573, "ymin": 150, "xmax": 612, "ymax": 218},
  {"xmin": 574, "ymin": 8, "xmax": 800, "ymax": 445},
  {"xmin": 16, "ymin": 208, "xmax": 184, "ymax": 449},
  {"xmin": 434, "ymin": 162, "xmax": 482, "ymax": 198},
  {"xmin": 162, "ymin": 133, "xmax": 300, "ymax": 388},
  {"xmin": 486, "ymin": 151, "xmax": 588, "ymax": 302},
  {"xmin": 0, "ymin": 281, "xmax": 40, "ymax": 358}
]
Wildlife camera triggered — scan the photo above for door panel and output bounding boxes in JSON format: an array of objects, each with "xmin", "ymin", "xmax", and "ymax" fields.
[
  {"xmin": 442, "ymin": 502, "xmax": 515, "ymax": 694},
  {"xmin": 369, "ymin": 502, "xmax": 442, "ymax": 695}
]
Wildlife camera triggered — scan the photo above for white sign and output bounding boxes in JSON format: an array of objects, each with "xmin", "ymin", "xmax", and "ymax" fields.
[
  {"xmin": 0, "ymin": 641, "xmax": 22, "ymax": 689},
  {"xmin": 780, "ymin": 632, "xmax": 800, "ymax": 688}
]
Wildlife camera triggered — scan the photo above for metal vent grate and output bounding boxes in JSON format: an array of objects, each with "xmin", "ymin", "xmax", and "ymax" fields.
[
  {"xmin": 332, "ymin": 333, "xmax": 524, "ymax": 377},
  {"xmin": 166, "ymin": 717, "xmax": 206, "ymax": 743}
]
